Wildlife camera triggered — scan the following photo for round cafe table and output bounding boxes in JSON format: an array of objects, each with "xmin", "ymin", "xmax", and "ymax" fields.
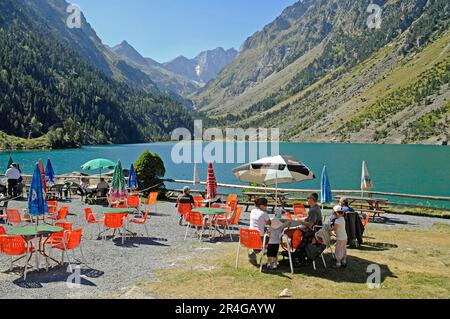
[
  {"xmin": 10, "ymin": 225, "xmax": 63, "ymax": 273},
  {"xmin": 193, "ymin": 207, "xmax": 230, "ymax": 240}
]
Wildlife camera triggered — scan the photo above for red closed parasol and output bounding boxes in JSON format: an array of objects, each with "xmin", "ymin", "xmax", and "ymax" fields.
[{"xmin": 206, "ymin": 162, "xmax": 218, "ymax": 199}]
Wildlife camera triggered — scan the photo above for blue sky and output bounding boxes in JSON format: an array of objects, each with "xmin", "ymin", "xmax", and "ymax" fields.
[{"xmin": 73, "ymin": 0, "xmax": 298, "ymax": 63}]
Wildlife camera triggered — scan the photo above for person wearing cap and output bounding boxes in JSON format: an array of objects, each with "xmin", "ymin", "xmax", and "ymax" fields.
[
  {"xmin": 331, "ymin": 205, "xmax": 348, "ymax": 268},
  {"xmin": 5, "ymin": 163, "xmax": 21, "ymax": 198},
  {"xmin": 266, "ymin": 217, "xmax": 291, "ymax": 270}
]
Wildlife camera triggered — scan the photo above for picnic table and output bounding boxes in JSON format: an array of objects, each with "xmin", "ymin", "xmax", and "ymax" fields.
[
  {"xmin": 336, "ymin": 196, "xmax": 389, "ymax": 219},
  {"xmin": 10, "ymin": 225, "xmax": 63, "ymax": 274},
  {"xmin": 242, "ymin": 191, "xmax": 290, "ymax": 212}
]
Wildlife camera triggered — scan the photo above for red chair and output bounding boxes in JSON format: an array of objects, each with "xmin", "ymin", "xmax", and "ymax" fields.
[
  {"xmin": 215, "ymin": 207, "xmax": 242, "ymax": 240},
  {"xmin": 0, "ymin": 225, "xmax": 6, "ymax": 235},
  {"xmin": 144, "ymin": 192, "xmax": 159, "ymax": 214},
  {"xmin": 6, "ymin": 209, "xmax": 31, "ymax": 226},
  {"xmin": 293, "ymin": 204, "xmax": 307, "ymax": 219},
  {"xmin": 44, "ymin": 222, "xmax": 73, "ymax": 246},
  {"xmin": 193, "ymin": 196, "xmax": 204, "ymax": 208},
  {"xmin": 47, "ymin": 201, "xmax": 58, "ymax": 218},
  {"xmin": 178, "ymin": 203, "xmax": 192, "ymax": 223},
  {"xmin": 84, "ymin": 208, "xmax": 104, "ymax": 238},
  {"xmin": 235, "ymin": 228, "xmax": 269, "ymax": 273},
  {"xmin": 47, "ymin": 206, "xmax": 69, "ymax": 222},
  {"xmin": 127, "ymin": 195, "xmax": 141, "ymax": 211},
  {"xmin": 103, "ymin": 213, "xmax": 126, "ymax": 244},
  {"xmin": 0, "ymin": 235, "xmax": 34, "ymax": 280},
  {"xmin": 49, "ymin": 229, "xmax": 86, "ymax": 272},
  {"xmin": 129, "ymin": 208, "xmax": 150, "ymax": 237},
  {"xmin": 184, "ymin": 211, "xmax": 209, "ymax": 241}
]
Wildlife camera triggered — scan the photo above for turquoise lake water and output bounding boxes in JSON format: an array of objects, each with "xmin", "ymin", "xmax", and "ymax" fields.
[{"xmin": 1, "ymin": 142, "xmax": 449, "ymax": 208}]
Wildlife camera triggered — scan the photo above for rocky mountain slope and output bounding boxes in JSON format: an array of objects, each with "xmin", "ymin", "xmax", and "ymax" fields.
[
  {"xmin": 163, "ymin": 47, "xmax": 238, "ymax": 84},
  {"xmin": 194, "ymin": 0, "xmax": 450, "ymax": 144}
]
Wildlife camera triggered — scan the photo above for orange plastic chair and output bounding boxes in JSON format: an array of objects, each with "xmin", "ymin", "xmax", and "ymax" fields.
[
  {"xmin": 178, "ymin": 203, "xmax": 192, "ymax": 222},
  {"xmin": 293, "ymin": 204, "xmax": 307, "ymax": 219},
  {"xmin": 193, "ymin": 196, "xmax": 204, "ymax": 208},
  {"xmin": 0, "ymin": 225, "xmax": 6, "ymax": 235},
  {"xmin": 127, "ymin": 195, "xmax": 141, "ymax": 211},
  {"xmin": 215, "ymin": 206, "xmax": 242, "ymax": 240},
  {"xmin": 0, "ymin": 235, "xmax": 34, "ymax": 279},
  {"xmin": 129, "ymin": 208, "xmax": 150, "ymax": 237},
  {"xmin": 84, "ymin": 208, "xmax": 104, "ymax": 238},
  {"xmin": 47, "ymin": 206, "xmax": 69, "ymax": 222},
  {"xmin": 184, "ymin": 211, "xmax": 209, "ymax": 241},
  {"xmin": 362, "ymin": 212, "xmax": 371, "ymax": 236},
  {"xmin": 103, "ymin": 213, "xmax": 126, "ymax": 244},
  {"xmin": 49, "ymin": 228, "xmax": 86, "ymax": 272},
  {"xmin": 47, "ymin": 201, "xmax": 58, "ymax": 217},
  {"xmin": 236, "ymin": 228, "xmax": 269, "ymax": 272},
  {"xmin": 144, "ymin": 192, "xmax": 158, "ymax": 214},
  {"xmin": 44, "ymin": 222, "xmax": 73, "ymax": 246},
  {"xmin": 226, "ymin": 194, "xmax": 238, "ymax": 205},
  {"xmin": 6, "ymin": 209, "xmax": 31, "ymax": 226}
]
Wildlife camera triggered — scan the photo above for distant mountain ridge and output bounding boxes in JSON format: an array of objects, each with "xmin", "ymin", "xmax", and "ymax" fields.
[
  {"xmin": 163, "ymin": 47, "xmax": 238, "ymax": 84},
  {"xmin": 111, "ymin": 41, "xmax": 238, "ymax": 94},
  {"xmin": 110, "ymin": 40, "xmax": 200, "ymax": 99}
]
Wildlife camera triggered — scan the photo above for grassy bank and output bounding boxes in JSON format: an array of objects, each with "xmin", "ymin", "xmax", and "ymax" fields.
[
  {"xmin": 141, "ymin": 224, "xmax": 450, "ymax": 299},
  {"xmin": 0, "ymin": 131, "xmax": 49, "ymax": 151}
]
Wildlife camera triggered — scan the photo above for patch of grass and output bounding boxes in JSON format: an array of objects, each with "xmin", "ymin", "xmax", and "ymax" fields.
[
  {"xmin": 0, "ymin": 131, "xmax": 49, "ymax": 150},
  {"xmin": 142, "ymin": 227, "xmax": 450, "ymax": 299}
]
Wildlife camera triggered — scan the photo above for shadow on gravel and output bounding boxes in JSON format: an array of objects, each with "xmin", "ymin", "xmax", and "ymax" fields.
[
  {"xmin": 112, "ymin": 237, "xmax": 170, "ymax": 248},
  {"xmin": 373, "ymin": 216, "xmax": 416, "ymax": 226},
  {"xmin": 11, "ymin": 265, "xmax": 103, "ymax": 289}
]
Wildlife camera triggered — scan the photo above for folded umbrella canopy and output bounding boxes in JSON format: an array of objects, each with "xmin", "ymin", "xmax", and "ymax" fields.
[
  {"xmin": 7, "ymin": 156, "xmax": 13, "ymax": 169},
  {"xmin": 28, "ymin": 163, "xmax": 48, "ymax": 218},
  {"xmin": 361, "ymin": 160, "xmax": 373, "ymax": 197},
  {"xmin": 127, "ymin": 163, "xmax": 138, "ymax": 190},
  {"xmin": 110, "ymin": 160, "xmax": 127, "ymax": 199},
  {"xmin": 206, "ymin": 162, "xmax": 218, "ymax": 199},
  {"xmin": 38, "ymin": 159, "xmax": 47, "ymax": 193},
  {"xmin": 45, "ymin": 158, "xmax": 56, "ymax": 184},
  {"xmin": 320, "ymin": 166, "xmax": 333, "ymax": 205}
]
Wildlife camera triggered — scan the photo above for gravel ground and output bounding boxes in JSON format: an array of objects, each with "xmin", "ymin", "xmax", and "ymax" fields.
[{"xmin": 1, "ymin": 197, "xmax": 449, "ymax": 299}]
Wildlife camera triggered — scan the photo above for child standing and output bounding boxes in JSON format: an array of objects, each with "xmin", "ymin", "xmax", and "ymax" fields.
[
  {"xmin": 331, "ymin": 205, "xmax": 348, "ymax": 268},
  {"xmin": 266, "ymin": 218, "xmax": 291, "ymax": 270}
]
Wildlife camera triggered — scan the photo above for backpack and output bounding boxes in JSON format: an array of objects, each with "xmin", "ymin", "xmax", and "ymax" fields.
[{"xmin": 305, "ymin": 243, "xmax": 326, "ymax": 260}]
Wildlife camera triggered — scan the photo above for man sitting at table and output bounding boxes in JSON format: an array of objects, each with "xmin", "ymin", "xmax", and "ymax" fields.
[
  {"xmin": 97, "ymin": 178, "xmax": 110, "ymax": 202},
  {"xmin": 176, "ymin": 187, "xmax": 195, "ymax": 225}
]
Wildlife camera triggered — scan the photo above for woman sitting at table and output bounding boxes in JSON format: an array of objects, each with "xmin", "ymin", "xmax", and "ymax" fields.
[{"xmin": 248, "ymin": 198, "xmax": 272, "ymax": 265}]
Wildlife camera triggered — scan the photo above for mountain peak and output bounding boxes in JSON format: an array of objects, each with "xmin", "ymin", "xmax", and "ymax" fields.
[{"xmin": 111, "ymin": 40, "xmax": 149, "ymax": 67}]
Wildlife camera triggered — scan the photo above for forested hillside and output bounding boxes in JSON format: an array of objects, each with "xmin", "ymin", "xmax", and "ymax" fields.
[{"xmin": 0, "ymin": 0, "xmax": 193, "ymax": 149}]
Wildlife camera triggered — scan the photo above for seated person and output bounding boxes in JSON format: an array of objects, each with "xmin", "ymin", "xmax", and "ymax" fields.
[
  {"xmin": 176, "ymin": 186, "xmax": 195, "ymax": 225},
  {"xmin": 340, "ymin": 199, "xmax": 354, "ymax": 213},
  {"xmin": 248, "ymin": 198, "xmax": 272, "ymax": 265},
  {"xmin": 97, "ymin": 178, "xmax": 109, "ymax": 199},
  {"xmin": 299, "ymin": 193, "xmax": 323, "ymax": 232}
]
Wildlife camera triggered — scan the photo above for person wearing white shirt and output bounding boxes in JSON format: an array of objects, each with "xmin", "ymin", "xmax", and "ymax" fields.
[
  {"xmin": 5, "ymin": 163, "xmax": 21, "ymax": 198},
  {"xmin": 331, "ymin": 205, "xmax": 348, "ymax": 268},
  {"xmin": 248, "ymin": 198, "xmax": 272, "ymax": 265}
]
